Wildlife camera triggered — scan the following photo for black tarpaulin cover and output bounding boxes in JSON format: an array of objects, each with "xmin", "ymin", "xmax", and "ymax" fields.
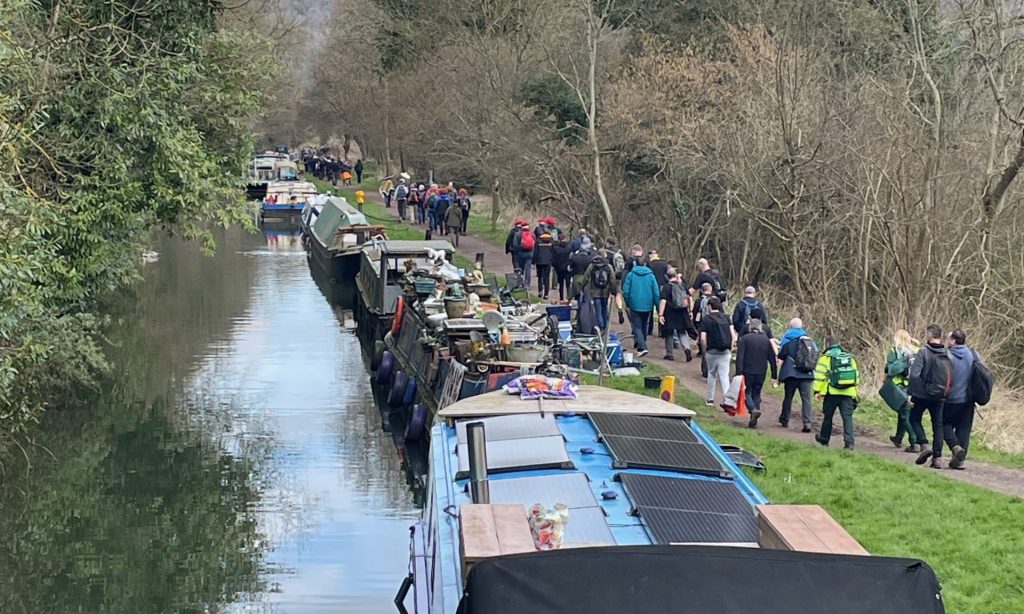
[{"xmin": 456, "ymin": 545, "xmax": 944, "ymax": 614}]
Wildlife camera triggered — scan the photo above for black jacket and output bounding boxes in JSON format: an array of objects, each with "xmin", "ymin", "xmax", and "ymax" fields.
[
  {"xmin": 648, "ymin": 258, "xmax": 669, "ymax": 287},
  {"xmin": 553, "ymin": 242, "xmax": 572, "ymax": 274},
  {"xmin": 533, "ymin": 232, "xmax": 555, "ymax": 266},
  {"xmin": 908, "ymin": 342, "xmax": 948, "ymax": 401},
  {"xmin": 569, "ymin": 248, "xmax": 596, "ymax": 277},
  {"xmin": 505, "ymin": 228, "xmax": 518, "ymax": 254},
  {"xmin": 736, "ymin": 331, "xmax": 778, "ymax": 379}
]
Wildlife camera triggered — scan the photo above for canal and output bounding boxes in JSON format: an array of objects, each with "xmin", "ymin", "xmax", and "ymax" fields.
[{"xmin": 0, "ymin": 226, "xmax": 418, "ymax": 613}]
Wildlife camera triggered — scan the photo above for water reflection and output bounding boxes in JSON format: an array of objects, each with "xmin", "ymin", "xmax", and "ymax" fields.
[{"xmin": 0, "ymin": 226, "xmax": 418, "ymax": 613}]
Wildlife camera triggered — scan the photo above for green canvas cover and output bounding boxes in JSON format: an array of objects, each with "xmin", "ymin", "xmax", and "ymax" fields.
[{"xmin": 311, "ymin": 197, "xmax": 368, "ymax": 247}]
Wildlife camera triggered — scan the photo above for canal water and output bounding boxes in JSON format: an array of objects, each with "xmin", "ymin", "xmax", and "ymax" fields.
[{"xmin": 0, "ymin": 227, "xmax": 419, "ymax": 613}]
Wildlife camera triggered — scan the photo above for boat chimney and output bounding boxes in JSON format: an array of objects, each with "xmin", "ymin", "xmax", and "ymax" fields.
[{"xmin": 466, "ymin": 422, "xmax": 490, "ymax": 504}]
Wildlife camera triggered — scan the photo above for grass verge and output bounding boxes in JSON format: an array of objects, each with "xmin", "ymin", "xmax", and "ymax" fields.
[{"xmin": 598, "ymin": 372, "xmax": 1024, "ymax": 612}]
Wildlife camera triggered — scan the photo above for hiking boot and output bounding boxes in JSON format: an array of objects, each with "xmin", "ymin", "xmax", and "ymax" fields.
[
  {"xmin": 929, "ymin": 459, "xmax": 942, "ymax": 469},
  {"xmin": 814, "ymin": 435, "xmax": 828, "ymax": 447},
  {"xmin": 663, "ymin": 355, "xmax": 674, "ymax": 361},
  {"xmin": 684, "ymin": 349, "xmax": 693, "ymax": 362},
  {"xmin": 748, "ymin": 410, "xmax": 761, "ymax": 429},
  {"xmin": 904, "ymin": 444, "xmax": 920, "ymax": 453},
  {"xmin": 801, "ymin": 425, "xmax": 812, "ymax": 433},
  {"xmin": 949, "ymin": 457, "xmax": 966, "ymax": 470},
  {"xmin": 915, "ymin": 449, "xmax": 934, "ymax": 465},
  {"xmin": 952, "ymin": 445, "xmax": 967, "ymax": 462},
  {"xmin": 889, "ymin": 435, "xmax": 902, "ymax": 448}
]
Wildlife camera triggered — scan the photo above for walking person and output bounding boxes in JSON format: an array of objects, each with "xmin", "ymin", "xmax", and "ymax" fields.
[
  {"xmin": 732, "ymin": 286, "xmax": 770, "ymax": 337},
  {"xmin": 444, "ymin": 198, "xmax": 463, "ymax": 247},
  {"xmin": 553, "ymin": 235, "xmax": 573, "ymax": 303},
  {"xmin": 533, "ymin": 224, "xmax": 555, "ymax": 299},
  {"xmin": 409, "ymin": 188, "xmax": 423, "ymax": 225},
  {"xmin": 457, "ymin": 188, "xmax": 471, "ymax": 234},
  {"xmin": 692, "ymin": 283, "xmax": 714, "ymax": 355},
  {"xmin": 354, "ymin": 159, "xmax": 364, "ymax": 184},
  {"xmin": 581, "ymin": 250, "xmax": 616, "ymax": 332},
  {"xmin": 393, "ymin": 178, "xmax": 408, "ymax": 219},
  {"xmin": 813, "ymin": 336, "xmax": 860, "ymax": 450},
  {"xmin": 570, "ymin": 228, "xmax": 589, "ymax": 252},
  {"xmin": 568, "ymin": 237, "xmax": 596, "ymax": 304},
  {"xmin": 515, "ymin": 222, "xmax": 536, "ymax": 288},
  {"xmin": 691, "ymin": 258, "xmax": 727, "ymax": 303},
  {"xmin": 657, "ymin": 270, "xmax": 693, "ymax": 362},
  {"xmin": 700, "ymin": 297, "xmax": 734, "ymax": 406},
  {"xmin": 776, "ymin": 318, "xmax": 817, "ymax": 432},
  {"xmin": 909, "ymin": 324, "xmax": 953, "ymax": 469},
  {"xmin": 884, "ymin": 329, "xmax": 922, "ymax": 451},
  {"xmin": 646, "ymin": 250, "xmax": 669, "ymax": 337},
  {"xmin": 736, "ymin": 318, "xmax": 778, "ymax": 428},
  {"xmin": 505, "ymin": 221, "xmax": 524, "ymax": 270},
  {"xmin": 381, "ymin": 177, "xmax": 395, "ymax": 209},
  {"xmin": 942, "ymin": 330, "xmax": 980, "ymax": 470},
  {"xmin": 622, "ymin": 258, "xmax": 660, "ymax": 357}
]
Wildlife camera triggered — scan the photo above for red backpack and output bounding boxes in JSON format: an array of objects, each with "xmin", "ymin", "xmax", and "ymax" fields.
[{"xmin": 520, "ymin": 229, "xmax": 536, "ymax": 250}]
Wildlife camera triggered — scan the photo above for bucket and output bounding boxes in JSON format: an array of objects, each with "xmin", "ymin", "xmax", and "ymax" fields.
[
  {"xmin": 644, "ymin": 376, "xmax": 662, "ymax": 390},
  {"xmin": 444, "ymin": 298, "xmax": 469, "ymax": 319}
]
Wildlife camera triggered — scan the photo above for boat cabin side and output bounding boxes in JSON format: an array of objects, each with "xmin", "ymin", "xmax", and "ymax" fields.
[{"xmin": 357, "ymin": 241, "xmax": 456, "ymax": 316}]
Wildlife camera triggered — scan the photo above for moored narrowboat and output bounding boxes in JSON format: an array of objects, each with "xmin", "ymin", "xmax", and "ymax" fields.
[{"xmin": 307, "ymin": 196, "xmax": 386, "ymax": 307}]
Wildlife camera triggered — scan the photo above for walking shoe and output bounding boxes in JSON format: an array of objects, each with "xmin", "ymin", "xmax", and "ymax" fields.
[
  {"xmin": 952, "ymin": 445, "xmax": 967, "ymax": 462},
  {"xmin": 747, "ymin": 410, "xmax": 761, "ymax": 429},
  {"xmin": 929, "ymin": 459, "xmax": 942, "ymax": 469},
  {"xmin": 684, "ymin": 349, "xmax": 693, "ymax": 362},
  {"xmin": 637, "ymin": 349, "xmax": 649, "ymax": 357},
  {"xmin": 814, "ymin": 435, "xmax": 828, "ymax": 446},
  {"xmin": 949, "ymin": 457, "xmax": 965, "ymax": 470},
  {"xmin": 706, "ymin": 399, "xmax": 714, "ymax": 407},
  {"xmin": 777, "ymin": 420, "xmax": 789, "ymax": 428},
  {"xmin": 889, "ymin": 435, "xmax": 902, "ymax": 448},
  {"xmin": 801, "ymin": 425, "xmax": 812, "ymax": 433},
  {"xmin": 844, "ymin": 443, "xmax": 855, "ymax": 450},
  {"xmin": 915, "ymin": 449, "xmax": 934, "ymax": 465},
  {"xmin": 663, "ymin": 355, "xmax": 674, "ymax": 361}
]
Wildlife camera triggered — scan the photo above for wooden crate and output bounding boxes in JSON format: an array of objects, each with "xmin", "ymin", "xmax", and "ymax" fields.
[
  {"xmin": 459, "ymin": 504, "xmax": 535, "ymax": 579},
  {"xmin": 755, "ymin": 504, "xmax": 869, "ymax": 556}
]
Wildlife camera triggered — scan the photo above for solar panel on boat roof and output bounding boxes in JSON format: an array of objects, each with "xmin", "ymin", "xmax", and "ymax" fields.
[
  {"xmin": 456, "ymin": 413, "xmax": 560, "ymax": 445},
  {"xmin": 603, "ymin": 436, "xmax": 731, "ymax": 478},
  {"xmin": 455, "ymin": 435, "xmax": 572, "ymax": 478},
  {"xmin": 487, "ymin": 473, "xmax": 599, "ymax": 509},
  {"xmin": 617, "ymin": 474, "xmax": 757, "ymax": 545},
  {"xmin": 589, "ymin": 413, "xmax": 698, "ymax": 443}
]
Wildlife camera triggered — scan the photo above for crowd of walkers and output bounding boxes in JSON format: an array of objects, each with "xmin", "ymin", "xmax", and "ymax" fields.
[
  {"xmin": 496, "ymin": 218, "xmax": 993, "ymax": 470},
  {"xmin": 300, "ymin": 147, "xmax": 363, "ymax": 186},
  {"xmin": 379, "ymin": 178, "xmax": 472, "ymax": 246}
]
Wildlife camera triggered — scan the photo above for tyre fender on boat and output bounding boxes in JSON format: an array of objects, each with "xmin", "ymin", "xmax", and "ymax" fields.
[
  {"xmin": 402, "ymin": 377, "xmax": 417, "ymax": 407},
  {"xmin": 388, "ymin": 371, "xmax": 409, "ymax": 408},
  {"xmin": 390, "ymin": 297, "xmax": 405, "ymax": 337},
  {"xmin": 370, "ymin": 340, "xmax": 385, "ymax": 371},
  {"xmin": 404, "ymin": 403, "xmax": 428, "ymax": 442},
  {"xmin": 377, "ymin": 351, "xmax": 394, "ymax": 384}
]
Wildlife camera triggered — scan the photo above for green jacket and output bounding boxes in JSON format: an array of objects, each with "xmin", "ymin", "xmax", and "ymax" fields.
[
  {"xmin": 884, "ymin": 346, "xmax": 916, "ymax": 389},
  {"xmin": 813, "ymin": 345, "xmax": 859, "ymax": 398}
]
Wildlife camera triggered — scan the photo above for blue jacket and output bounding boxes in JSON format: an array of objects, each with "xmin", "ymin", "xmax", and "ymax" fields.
[
  {"xmin": 777, "ymin": 327, "xmax": 817, "ymax": 382},
  {"xmin": 622, "ymin": 265, "xmax": 660, "ymax": 312},
  {"xmin": 947, "ymin": 344, "xmax": 975, "ymax": 404}
]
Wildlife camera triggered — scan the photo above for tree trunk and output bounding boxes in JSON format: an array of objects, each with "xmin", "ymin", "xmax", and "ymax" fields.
[
  {"xmin": 491, "ymin": 178, "xmax": 501, "ymax": 232},
  {"xmin": 586, "ymin": 3, "xmax": 615, "ymax": 236},
  {"xmin": 383, "ymin": 78, "xmax": 392, "ymax": 177}
]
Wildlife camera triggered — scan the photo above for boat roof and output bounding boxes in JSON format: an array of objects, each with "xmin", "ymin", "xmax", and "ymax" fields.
[
  {"xmin": 311, "ymin": 196, "xmax": 370, "ymax": 246},
  {"xmin": 369, "ymin": 239, "xmax": 455, "ymax": 255},
  {"xmin": 437, "ymin": 386, "xmax": 696, "ymax": 419},
  {"xmin": 428, "ymin": 395, "xmax": 769, "ymax": 611},
  {"xmin": 459, "ymin": 546, "xmax": 943, "ymax": 614}
]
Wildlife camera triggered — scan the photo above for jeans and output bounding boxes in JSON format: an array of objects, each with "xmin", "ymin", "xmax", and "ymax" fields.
[
  {"xmin": 629, "ymin": 311, "xmax": 651, "ymax": 351},
  {"xmin": 592, "ymin": 296, "xmax": 608, "ymax": 331},
  {"xmin": 536, "ymin": 264, "xmax": 551, "ymax": 297},
  {"xmin": 744, "ymin": 372, "xmax": 766, "ymax": 411},
  {"xmin": 517, "ymin": 255, "xmax": 533, "ymax": 287},
  {"xmin": 705, "ymin": 350, "xmax": 731, "ymax": 403},
  {"xmin": 428, "ymin": 210, "xmax": 436, "ymax": 230},
  {"xmin": 942, "ymin": 402, "xmax": 975, "ymax": 452},
  {"xmin": 556, "ymin": 272, "xmax": 571, "ymax": 301},
  {"xmin": 416, "ymin": 204, "xmax": 426, "ymax": 225},
  {"xmin": 384, "ymin": 193, "xmax": 392, "ymax": 208},
  {"xmin": 781, "ymin": 379, "xmax": 813, "ymax": 427},
  {"xmin": 820, "ymin": 395, "xmax": 856, "ymax": 447},
  {"xmin": 910, "ymin": 397, "xmax": 945, "ymax": 458}
]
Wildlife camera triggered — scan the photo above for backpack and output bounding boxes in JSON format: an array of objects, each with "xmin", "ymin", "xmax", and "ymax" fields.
[
  {"xmin": 708, "ymin": 269, "xmax": 728, "ymax": 302},
  {"xmin": 520, "ymin": 229, "xmax": 536, "ymax": 250},
  {"xmin": 590, "ymin": 263, "xmax": 611, "ymax": 289},
  {"xmin": 704, "ymin": 313, "xmax": 732, "ymax": 351},
  {"xmin": 969, "ymin": 349, "xmax": 993, "ymax": 406},
  {"xmin": 738, "ymin": 299, "xmax": 764, "ymax": 334},
  {"xmin": 395, "ymin": 184, "xmax": 409, "ymax": 199},
  {"xmin": 827, "ymin": 349, "xmax": 859, "ymax": 389},
  {"xmin": 669, "ymin": 282, "xmax": 688, "ymax": 309},
  {"xmin": 611, "ymin": 249, "xmax": 625, "ymax": 274},
  {"xmin": 921, "ymin": 349, "xmax": 953, "ymax": 400},
  {"xmin": 793, "ymin": 336, "xmax": 818, "ymax": 373},
  {"xmin": 886, "ymin": 348, "xmax": 910, "ymax": 378}
]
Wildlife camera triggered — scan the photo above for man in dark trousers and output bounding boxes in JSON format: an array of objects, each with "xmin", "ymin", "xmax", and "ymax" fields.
[
  {"xmin": 776, "ymin": 318, "xmax": 817, "ymax": 432},
  {"xmin": 533, "ymin": 223, "xmax": 555, "ymax": 299},
  {"xmin": 736, "ymin": 318, "xmax": 778, "ymax": 428},
  {"xmin": 943, "ymin": 329, "xmax": 977, "ymax": 470},
  {"xmin": 354, "ymin": 159, "xmax": 364, "ymax": 183},
  {"xmin": 909, "ymin": 324, "xmax": 952, "ymax": 469}
]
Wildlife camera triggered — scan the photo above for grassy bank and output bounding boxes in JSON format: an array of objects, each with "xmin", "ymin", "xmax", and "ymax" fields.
[{"xmin": 600, "ymin": 373, "xmax": 1024, "ymax": 612}]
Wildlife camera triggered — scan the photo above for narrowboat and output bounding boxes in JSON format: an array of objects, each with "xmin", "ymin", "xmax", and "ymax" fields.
[
  {"xmin": 398, "ymin": 387, "xmax": 944, "ymax": 614},
  {"xmin": 306, "ymin": 196, "xmax": 386, "ymax": 307},
  {"xmin": 245, "ymin": 151, "xmax": 289, "ymax": 200},
  {"xmin": 261, "ymin": 178, "xmax": 318, "ymax": 218}
]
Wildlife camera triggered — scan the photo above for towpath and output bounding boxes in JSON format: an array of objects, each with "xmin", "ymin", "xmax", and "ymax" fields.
[{"xmin": 367, "ymin": 193, "xmax": 1024, "ymax": 498}]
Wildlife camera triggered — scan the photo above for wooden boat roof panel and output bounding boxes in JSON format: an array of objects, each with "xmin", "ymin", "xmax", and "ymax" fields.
[{"xmin": 438, "ymin": 385, "xmax": 696, "ymax": 419}]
